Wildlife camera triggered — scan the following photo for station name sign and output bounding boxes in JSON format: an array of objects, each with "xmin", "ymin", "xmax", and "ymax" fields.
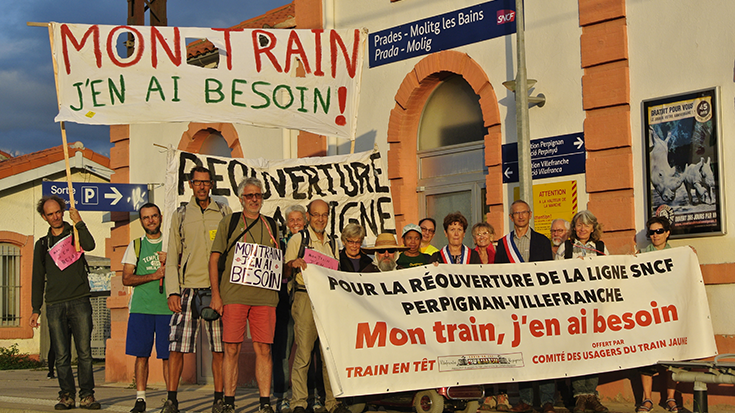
[{"xmin": 368, "ymin": 0, "xmax": 516, "ymax": 68}]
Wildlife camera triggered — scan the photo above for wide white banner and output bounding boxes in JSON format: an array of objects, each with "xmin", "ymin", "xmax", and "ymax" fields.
[
  {"xmin": 50, "ymin": 23, "xmax": 366, "ymax": 139},
  {"xmin": 304, "ymin": 247, "xmax": 717, "ymax": 397},
  {"xmin": 164, "ymin": 148, "xmax": 395, "ymax": 246}
]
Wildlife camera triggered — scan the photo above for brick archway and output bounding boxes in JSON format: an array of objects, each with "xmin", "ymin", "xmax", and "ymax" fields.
[
  {"xmin": 386, "ymin": 50, "xmax": 505, "ymax": 234},
  {"xmin": 178, "ymin": 123, "xmax": 244, "ymax": 157}
]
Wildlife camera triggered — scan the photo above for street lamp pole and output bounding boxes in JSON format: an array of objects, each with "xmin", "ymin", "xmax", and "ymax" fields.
[{"xmin": 514, "ymin": 0, "xmax": 533, "ymax": 213}]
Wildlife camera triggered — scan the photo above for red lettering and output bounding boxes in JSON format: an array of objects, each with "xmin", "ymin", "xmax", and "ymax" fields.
[
  {"xmin": 212, "ymin": 28, "xmax": 243, "ymax": 70},
  {"xmin": 355, "ymin": 321, "xmax": 386, "ymax": 349},
  {"xmin": 60, "ymin": 24, "xmax": 101, "ymax": 74},
  {"xmin": 330, "ymin": 29, "xmax": 360, "ymax": 78},
  {"xmin": 252, "ymin": 30, "xmax": 282, "ymax": 73},
  {"xmin": 151, "ymin": 27, "xmax": 181, "ymax": 68},
  {"xmin": 312, "ymin": 29, "xmax": 324, "ymax": 76},
  {"xmin": 285, "ymin": 30, "xmax": 310, "ymax": 74},
  {"xmin": 107, "ymin": 26, "xmax": 144, "ymax": 67}
]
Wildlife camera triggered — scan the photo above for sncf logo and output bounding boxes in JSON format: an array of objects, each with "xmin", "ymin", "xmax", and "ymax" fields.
[{"xmin": 497, "ymin": 10, "xmax": 516, "ymax": 24}]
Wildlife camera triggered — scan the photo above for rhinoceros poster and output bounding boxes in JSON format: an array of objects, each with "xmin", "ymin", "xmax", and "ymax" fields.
[{"xmin": 643, "ymin": 88, "xmax": 722, "ymax": 237}]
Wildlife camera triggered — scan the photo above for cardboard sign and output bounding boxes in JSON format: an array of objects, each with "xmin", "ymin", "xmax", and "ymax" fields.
[
  {"xmin": 304, "ymin": 248, "xmax": 339, "ymax": 270},
  {"xmin": 48, "ymin": 234, "xmax": 84, "ymax": 271},
  {"xmin": 229, "ymin": 242, "xmax": 283, "ymax": 291}
]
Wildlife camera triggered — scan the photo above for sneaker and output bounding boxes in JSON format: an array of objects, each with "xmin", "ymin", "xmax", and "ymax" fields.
[
  {"xmin": 509, "ymin": 402, "xmax": 534, "ymax": 413},
  {"xmin": 48, "ymin": 372, "xmax": 56, "ymax": 380},
  {"xmin": 131, "ymin": 398, "xmax": 147, "ymax": 413},
  {"xmin": 160, "ymin": 399, "xmax": 179, "ymax": 413},
  {"xmin": 260, "ymin": 404, "xmax": 275, "ymax": 413},
  {"xmin": 278, "ymin": 399, "xmax": 292, "ymax": 413},
  {"xmin": 495, "ymin": 394, "xmax": 510, "ymax": 412},
  {"xmin": 222, "ymin": 404, "xmax": 236, "ymax": 413},
  {"xmin": 313, "ymin": 401, "xmax": 328, "ymax": 413},
  {"xmin": 80, "ymin": 395, "xmax": 101, "ymax": 410},
  {"xmin": 55, "ymin": 394, "xmax": 75, "ymax": 410},
  {"xmin": 585, "ymin": 397, "xmax": 608, "ymax": 413},
  {"xmin": 573, "ymin": 396, "xmax": 588, "ymax": 413},
  {"xmin": 213, "ymin": 399, "xmax": 225, "ymax": 413}
]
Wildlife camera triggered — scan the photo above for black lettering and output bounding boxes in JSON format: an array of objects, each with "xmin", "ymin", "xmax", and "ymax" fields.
[
  {"xmin": 178, "ymin": 152, "xmax": 202, "ymax": 195},
  {"xmin": 370, "ymin": 151, "xmax": 390, "ymax": 193},
  {"xmin": 284, "ymin": 167, "xmax": 307, "ymax": 199},
  {"xmin": 207, "ymin": 157, "xmax": 229, "ymax": 196},
  {"xmin": 315, "ymin": 164, "xmax": 338, "ymax": 195}
]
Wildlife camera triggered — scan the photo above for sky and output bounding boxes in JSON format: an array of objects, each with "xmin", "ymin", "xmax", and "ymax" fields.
[{"xmin": 0, "ymin": 0, "xmax": 291, "ymax": 158}]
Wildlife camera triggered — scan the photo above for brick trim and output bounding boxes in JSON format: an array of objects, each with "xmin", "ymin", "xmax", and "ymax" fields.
[
  {"xmin": 579, "ymin": 0, "xmax": 633, "ymax": 254},
  {"xmin": 386, "ymin": 50, "xmax": 504, "ymax": 234},
  {"xmin": 0, "ymin": 231, "xmax": 34, "ymax": 339}
]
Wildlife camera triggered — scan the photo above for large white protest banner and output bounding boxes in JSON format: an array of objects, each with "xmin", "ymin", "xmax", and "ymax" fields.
[
  {"xmin": 50, "ymin": 23, "xmax": 366, "ymax": 139},
  {"xmin": 304, "ymin": 248, "xmax": 716, "ymax": 397},
  {"xmin": 164, "ymin": 148, "xmax": 395, "ymax": 246}
]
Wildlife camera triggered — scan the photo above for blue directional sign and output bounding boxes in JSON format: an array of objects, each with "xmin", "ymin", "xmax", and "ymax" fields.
[
  {"xmin": 42, "ymin": 182, "xmax": 148, "ymax": 212},
  {"xmin": 369, "ymin": 0, "xmax": 516, "ymax": 67},
  {"xmin": 502, "ymin": 132, "xmax": 586, "ymax": 183}
]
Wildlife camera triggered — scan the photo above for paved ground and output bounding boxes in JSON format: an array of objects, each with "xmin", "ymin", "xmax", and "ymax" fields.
[{"xmin": 0, "ymin": 366, "xmax": 731, "ymax": 413}]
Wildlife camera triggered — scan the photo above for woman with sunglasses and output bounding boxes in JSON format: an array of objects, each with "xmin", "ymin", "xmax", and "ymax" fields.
[
  {"xmin": 431, "ymin": 212, "xmax": 482, "ymax": 264},
  {"xmin": 635, "ymin": 216, "xmax": 678, "ymax": 413},
  {"xmin": 339, "ymin": 223, "xmax": 379, "ymax": 272}
]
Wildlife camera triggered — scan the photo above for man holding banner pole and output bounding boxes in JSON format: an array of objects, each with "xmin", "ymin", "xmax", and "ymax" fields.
[
  {"xmin": 209, "ymin": 177, "xmax": 280, "ymax": 413},
  {"xmin": 285, "ymin": 200, "xmax": 349, "ymax": 413},
  {"xmin": 494, "ymin": 200, "xmax": 555, "ymax": 413}
]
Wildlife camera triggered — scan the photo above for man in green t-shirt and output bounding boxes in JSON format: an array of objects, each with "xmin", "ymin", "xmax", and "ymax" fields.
[{"xmin": 122, "ymin": 203, "xmax": 172, "ymax": 413}]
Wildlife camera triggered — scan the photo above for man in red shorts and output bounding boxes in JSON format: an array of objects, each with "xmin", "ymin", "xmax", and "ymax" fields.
[{"xmin": 209, "ymin": 177, "xmax": 280, "ymax": 413}]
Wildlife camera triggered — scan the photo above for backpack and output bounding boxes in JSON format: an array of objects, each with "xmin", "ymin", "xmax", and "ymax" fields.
[
  {"xmin": 296, "ymin": 228, "xmax": 337, "ymax": 260},
  {"xmin": 564, "ymin": 239, "xmax": 605, "ymax": 259}
]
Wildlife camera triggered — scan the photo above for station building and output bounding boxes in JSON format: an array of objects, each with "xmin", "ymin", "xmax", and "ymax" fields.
[{"xmin": 96, "ymin": 0, "xmax": 734, "ymax": 406}]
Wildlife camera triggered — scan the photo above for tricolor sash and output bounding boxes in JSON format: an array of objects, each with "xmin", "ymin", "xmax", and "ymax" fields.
[
  {"xmin": 500, "ymin": 232, "xmax": 524, "ymax": 263},
  {"xmin": 439, "ymin": 245, "xmax": 471, "ymax": 264}
]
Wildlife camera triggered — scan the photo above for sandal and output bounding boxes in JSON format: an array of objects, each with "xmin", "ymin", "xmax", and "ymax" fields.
[
  {"xmin": 666, "ymin": 399, "xmax": 679, "ymax": 413},
  {"xmin": 636, "ymin": 399, "xmax": 653, "ymax": 413}
]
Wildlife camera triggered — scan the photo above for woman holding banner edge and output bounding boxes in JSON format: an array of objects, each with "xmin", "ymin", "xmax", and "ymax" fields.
[{"xmin": 635, "ymin": 216, "xmax": 679, "ymax": 413}]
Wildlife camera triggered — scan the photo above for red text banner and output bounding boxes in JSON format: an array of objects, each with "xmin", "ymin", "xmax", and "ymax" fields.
[
  {"xmin": 50, "ymin": 23, "xmax": 366, "ymax": 139},
  {"xmin": 303, "ymin": 248, "xmax": 716, "ymax": 397}
]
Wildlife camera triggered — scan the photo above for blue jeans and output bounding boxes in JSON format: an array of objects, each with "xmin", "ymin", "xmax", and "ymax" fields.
[
  {"xmin": 572, "ymin": 375, "xmax": 598, "ymax": 396},
  {"xmin": 519, "ymin": 380, "xmax": 555, "ymax": 405},
  {"xmin": 47, "ymin": 297, "xmax": 95, "ymax": 398}
]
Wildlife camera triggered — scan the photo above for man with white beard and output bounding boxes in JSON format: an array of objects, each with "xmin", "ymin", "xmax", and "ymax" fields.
[
  {"xmin": 550, "ymin": 218, "xmax": 570, "ymax": 256},
  {"xmin": 362, "ymin": 233, "xmax": 408, "ymax": 272}
]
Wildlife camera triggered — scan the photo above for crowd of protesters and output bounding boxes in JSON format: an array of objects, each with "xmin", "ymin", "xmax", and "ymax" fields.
[{"xmin": 29, "ymin": 166, "xmax": 684, "ymax": 413}]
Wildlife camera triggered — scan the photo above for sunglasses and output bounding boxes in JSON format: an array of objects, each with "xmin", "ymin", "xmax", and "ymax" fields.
[
  {"xmin": 375, "ymin": 248, "xmax": 397, "ymax": 254},
  {"xmin": 647, "ymin": 228, "xmax": 667, "ymax": 236}
]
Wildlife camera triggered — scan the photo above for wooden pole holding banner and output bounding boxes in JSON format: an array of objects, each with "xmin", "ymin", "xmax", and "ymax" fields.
[{"xmin": 28, "ymin": 21, "xmax": 80, "ymax": 251}]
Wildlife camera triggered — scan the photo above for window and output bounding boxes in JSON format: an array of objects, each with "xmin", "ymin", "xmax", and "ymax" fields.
[{"xmin": 0, "ymin": 243, "xmax": 21, "ymax": 327}]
